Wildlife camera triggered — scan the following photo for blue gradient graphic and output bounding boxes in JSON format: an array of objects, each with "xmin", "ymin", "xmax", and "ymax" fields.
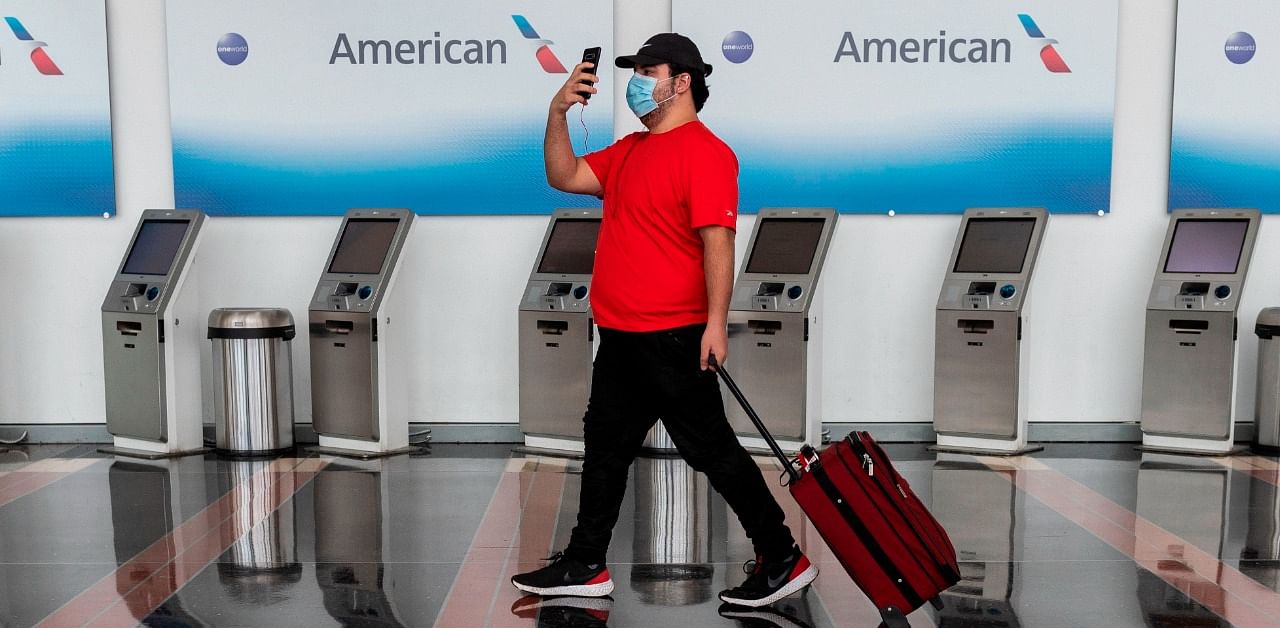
[
  {"xmin": 720, "ymin": 118, "xmax": 1113, "ymax": 214},
  {"xmin": 1169, "ymin": 134, "xmax": 1280, "ymax": 212},
  {"xmin": 173, "ymin": 118, "xmax": 610, "ymax": 216},
  {"xmin": 0, "ymin": 123, "xmax": 116, "ymax": 216}
]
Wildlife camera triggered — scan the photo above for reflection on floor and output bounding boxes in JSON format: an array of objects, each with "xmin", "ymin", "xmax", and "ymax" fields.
[{"xmin": 0, "ymin": 443, "xmax": 1277, "ymax": 627}]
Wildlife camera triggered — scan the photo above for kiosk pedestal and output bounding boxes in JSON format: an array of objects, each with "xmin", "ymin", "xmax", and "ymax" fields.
[
  {"xmin": 933, "ymin": 208, "xmax": 1048, "ymax": 456},
  {"xmin": 309, "ymin": 209, "xmax": 418, "ymax": 458},
  {"xmin": 518, "ymin": 209, "xmax": 602, "ymax": 454},
  {"xmin": 724, "ymin": 208, "xmax": 838, "ymax": 453},
  {"xmin": 100, "ymin": 209, "xmax": 209, "ymax": 459},
  {"xmin": 1140, "ymin": 209, "xmax": 1259, "ymax": 455}
]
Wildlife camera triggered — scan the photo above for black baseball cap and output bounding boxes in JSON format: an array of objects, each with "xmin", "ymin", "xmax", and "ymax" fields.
[{"xmin": 615, "ymin": 33, "xmax": 713, "ymax": 77}]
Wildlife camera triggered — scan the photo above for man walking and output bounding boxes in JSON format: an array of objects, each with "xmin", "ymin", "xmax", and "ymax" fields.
[{"xmin": 511, "ymin": 33, "xmax": 818, "ymax": 608}]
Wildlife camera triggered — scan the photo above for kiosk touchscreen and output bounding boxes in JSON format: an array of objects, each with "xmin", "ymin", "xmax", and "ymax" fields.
[
  {"xmin": 933, "ymin": 207, "xmax": 1047, "ymax": 455},
  {"xmin": 724, "ymin": 208, "xmax": 838, "ymax": 452},
  {"xmin": 101, "ymin": 209, "xmax": 207, "ymax": 458},
  {"xmin": 309, "ymin": 208, "xmax": 416, "ymax": 457},
  {"xmin": 1140, "ymin": 208, "xmax": 1260, "ymax": 454},
  {"xmin": 518, "ymin": 208, "xmax": 602, "ymax": 453}
]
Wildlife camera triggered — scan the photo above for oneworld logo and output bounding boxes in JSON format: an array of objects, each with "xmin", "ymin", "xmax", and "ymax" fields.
[
  {"xmin": 1, "ymin": 16, "xmax": 63, "ymax": 75},
  {"xmin": 511, "ymin": 15, "xmax": 566, "ymax": 73},
  {"xmin": 722, "ymin": 30, "xmax": 753, "ymax": 63},
  {"xmin": 1225, "ymin": 31, "xmax": 1256, "ymax": 64},
  {"xmin": 217, "ymin": 33, "xmax": 249, "ymax": 66},
  {"xmin": 1017, "ymin": 14, "xmax": 1070, "ymax": 73}
]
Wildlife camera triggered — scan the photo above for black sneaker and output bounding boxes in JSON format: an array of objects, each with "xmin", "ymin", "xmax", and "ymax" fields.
[
  {"xmin": 511, "ymin": 594, "xmax": 613, "ymax": 627},
  {"xmin": 511, "ymin": 552, "xmax": 615, "ymax": 597},
  {"xmin": 718, "ymin": 546, "xmax": 818, "ymax": 608}
]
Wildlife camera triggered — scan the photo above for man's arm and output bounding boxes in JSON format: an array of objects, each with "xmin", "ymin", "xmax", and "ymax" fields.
[
  {"xmin": 546, "ymin": 62, "xmax": 604, "ymax": 195},
  {"xmin": 699, "ymin": 225, "xmax": 735, "ymax": 370}
]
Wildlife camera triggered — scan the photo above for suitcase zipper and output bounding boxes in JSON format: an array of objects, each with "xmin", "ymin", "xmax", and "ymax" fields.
[{"xmin": 843, "ymin": 433, "xmax": 960, "ymax": 587}]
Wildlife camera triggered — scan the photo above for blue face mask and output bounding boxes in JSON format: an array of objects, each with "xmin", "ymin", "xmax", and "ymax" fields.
[{"xmin": 626, "ymin": 73, "xmax": 677, "ymax": 118}]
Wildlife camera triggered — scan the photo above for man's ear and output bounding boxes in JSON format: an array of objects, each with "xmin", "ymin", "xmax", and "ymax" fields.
[{"xmin": 677, "ymin": 73, "xmax": 692, "ymax": 93}]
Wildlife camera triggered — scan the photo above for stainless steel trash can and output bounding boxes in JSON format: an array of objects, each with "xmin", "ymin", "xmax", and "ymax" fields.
[
  {"xmin": 209, "ymin": 308, "xmax": 296, "ymax": 455},
  {"xmin": 1255, "ymin": 308, "xmax": 1280, "ymax": 453}
]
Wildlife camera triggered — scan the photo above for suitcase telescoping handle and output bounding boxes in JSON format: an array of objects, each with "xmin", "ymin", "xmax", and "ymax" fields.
[{"xmin": 708, "ymin": 354, "xmax": 802, "ymax": 484}]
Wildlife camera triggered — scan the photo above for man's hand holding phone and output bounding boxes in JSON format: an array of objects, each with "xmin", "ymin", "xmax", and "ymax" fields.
[{"xmin": 551, "ymin": 47, "xmax": 601, "ymax": 115}]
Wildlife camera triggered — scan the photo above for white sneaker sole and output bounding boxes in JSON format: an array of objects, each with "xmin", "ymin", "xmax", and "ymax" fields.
[
  {"xmin": 511, "ymin": 579, "xmax": 615, "ymax": 597},
  {"xmin": 718, "ymin": 564, "xmax": 818, "ymax": 608}
]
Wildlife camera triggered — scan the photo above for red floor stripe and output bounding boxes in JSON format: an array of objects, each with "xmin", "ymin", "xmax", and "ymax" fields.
[
  {"xmin": 1213, "ymin": 455, "xmax": 1280, "ymax": 486},
  {"xmin": 35, "ymin": 457, "xmax": 327, "ymax": 628},
  {"xmin": 0, "ymin": 458, "xmax": 102, "ymax": 508},
  {"xmin": 492, "ymin": 463, "xmax": 567, "ymax": 628},
  {"xmin": 433, "ymin": 459, "xmax": 567, "ymax": 628},
  {"xmin": 978, "ymin": 456, "xmax": 1280, "ymax": 628}
]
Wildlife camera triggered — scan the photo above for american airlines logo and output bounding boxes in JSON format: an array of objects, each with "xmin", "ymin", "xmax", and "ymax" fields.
[
  {"xmin": 1, "ymin": 16, "xmax": 63, "ymax": 75},
  {"xmin": 511, "ymin": 15, "xmax": 567, "ymax": 73},
  {"xmin": 832, "ymin": 14, "xmax": 1072, "ymax": 74},
  {"xmin": 1017, "ymin": 14, "xmax": 1070, "ymax": 73}
]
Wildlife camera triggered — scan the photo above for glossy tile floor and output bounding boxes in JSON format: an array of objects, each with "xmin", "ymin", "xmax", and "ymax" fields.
[{"xmin": 0, "ymin": 442, "xmax": 1278, "ymax": 627}]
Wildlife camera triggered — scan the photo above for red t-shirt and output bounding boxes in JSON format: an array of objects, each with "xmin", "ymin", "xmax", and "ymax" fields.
[{"xmin": 584, "ymin": 120, "xmax": 739, "ymax": 332}]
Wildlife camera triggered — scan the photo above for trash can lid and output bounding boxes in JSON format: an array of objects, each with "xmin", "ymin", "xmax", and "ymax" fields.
[
  {"xmin": 1256, "ymin": 307, "xmax": 1280, "ymax": 339},
  {"xmin": 209, "ymin": 307, "xmax": 294, "ymax": 329},
  {"xmin": 208, "ymin": 308, "xmax": 295, "ymax": 340},
  {"xmin": 1259, "ymin": 308, "xmax": 1280, "ymax": 328}
]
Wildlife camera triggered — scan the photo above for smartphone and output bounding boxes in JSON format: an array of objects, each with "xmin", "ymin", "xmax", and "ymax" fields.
[{"xmin": 579, "ymin": 47, "xmax": 601, "ymax": 100}]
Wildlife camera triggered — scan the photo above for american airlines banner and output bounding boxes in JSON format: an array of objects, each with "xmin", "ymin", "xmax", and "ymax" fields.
[
  {"xmin": 0, "ymin": 0, "xmax": 114, "ymax": 216},
  {"xmin": 672, "ymin": 0, "xmax": 1118, "ymax": 214},
  {"xmin": 1169, "ymin": 1, "xmax": 1280, "ymax": 213},
  {"xmin": 166, "ymin": 0, "xmax": 611, "ymax": 216}
]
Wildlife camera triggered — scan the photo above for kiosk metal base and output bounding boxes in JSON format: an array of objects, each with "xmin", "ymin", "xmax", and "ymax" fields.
[
  {"xmin": 512, "ymin": 445, "xmax": 585, "ymax": 460},
  {"xmin": 98, "ymin": 445, "xmax": 213, "ymax": 460},
  {"xmin": 1139, "ymin": 433, "xmax": 1243, "ymax": 457},
  {"xmin": 928, "ymin": 443, "xmax": 1044, "ymax": 457},
  {"xmin": 306, "ymin": 445, "xmax": 423, "ymax": 460},
  {"xmin": 520, "ymin": 435, "xmax": 584, "ymax": 455},
  {"xmin": 932, "ymin": 433, "xmax": 1041, "ymax": 456},
  {"xmin": 1136, "ymin": 443, "xmax": 1247, "ymax": 457}
]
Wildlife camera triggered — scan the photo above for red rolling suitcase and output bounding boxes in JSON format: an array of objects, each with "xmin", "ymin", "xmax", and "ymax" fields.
[{"xmin": 711, "ymin": 356, "xmax": 960, "ymax": 627}]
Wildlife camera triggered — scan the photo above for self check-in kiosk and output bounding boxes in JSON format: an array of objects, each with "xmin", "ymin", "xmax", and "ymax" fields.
[
  {"xmin": 724, "ymin": 208, "xmax": 838, "ymax": 452},
  {"xmin": 1140, "ymin": 209, "xmax": 1260, "ymax": 455},
  {"xmin": 309, "ymin": 208, "xmax": 416, "ymax": 457},
  {"xmin": 933, "ymin": 207, "xmax": 1047, "ymax": 456},
  {"xmin": 518, "ymin": 208, "xmax": 602, "ymax": 453},
  {"xmin": 101, "ymin": 209, "xmax": 207, "ymax": 458}
]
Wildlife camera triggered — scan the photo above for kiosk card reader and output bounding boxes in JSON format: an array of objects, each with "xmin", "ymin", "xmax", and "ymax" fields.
[
  {"xmin": 101, "ymin": 209, "xmax": 208, "ymax": 458},
  {"xmin": 309, "ymin": 208, "xmax": 416, "ymax": 457},
  {"xmin": 1140, "ymin": 208, "xmax": 1260, "ymax": 454},
  {"xmin": 933, "ymin": 207, "xmax": 1048, "ymax": 455},
  {"xmin": 724, "ymin": 208, "xmax": 838, "ymax": 452},
  {"xmin": 518, "ymin": 208, "xmax": 602, "ymax": 453}
]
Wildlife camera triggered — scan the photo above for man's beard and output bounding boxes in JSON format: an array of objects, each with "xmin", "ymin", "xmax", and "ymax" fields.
[{"xmin": 640, "ymin": 84, "xmax": 676, "ymax": 127}]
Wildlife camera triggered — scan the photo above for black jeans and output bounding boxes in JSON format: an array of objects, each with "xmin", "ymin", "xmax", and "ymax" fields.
[{"xmin": 563, "ymin": 324, "xmax": 796, "ymax": 565}]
